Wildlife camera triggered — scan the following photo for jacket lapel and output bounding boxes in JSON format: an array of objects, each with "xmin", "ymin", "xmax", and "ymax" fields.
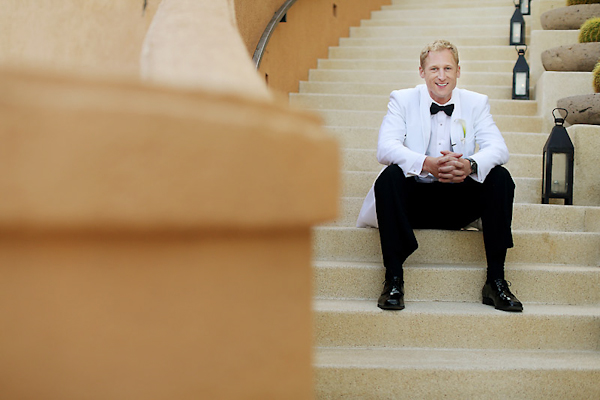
[
  {"xmin": 419, "ymin": 85, "xmax": 431, "ymax": 152},
  {"xmin": 450, "ymin": 88, "xmax": 464, "ymax": 154}
]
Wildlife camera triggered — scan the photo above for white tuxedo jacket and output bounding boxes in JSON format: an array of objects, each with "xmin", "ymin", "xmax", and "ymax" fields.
[{"xmin": 356, "ymin": 84, "xmax": 509, "ymax": 228}]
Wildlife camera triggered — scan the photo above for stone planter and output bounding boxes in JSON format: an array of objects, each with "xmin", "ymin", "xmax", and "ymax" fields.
[
  {"xmin": 557, "ymin": 93, "xmax": 600, "ymax": 125},
  {"xmin": 541, "ymin": 4, "xmax": 600, "ymax": 30},
  {"xmin": 542, "ymin": 42, "xmax": 600, "ymax": 71}
]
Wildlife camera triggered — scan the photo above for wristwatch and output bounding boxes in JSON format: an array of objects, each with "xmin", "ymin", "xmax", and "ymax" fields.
[{"xmin": 465, "ymin": 157, "xmax": 478, "ymax": 175}]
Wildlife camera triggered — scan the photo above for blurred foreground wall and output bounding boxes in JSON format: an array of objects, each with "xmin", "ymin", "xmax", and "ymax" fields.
[{"xmin": 0, "ymin": 0, "xmax": 339, "ymax": 398}]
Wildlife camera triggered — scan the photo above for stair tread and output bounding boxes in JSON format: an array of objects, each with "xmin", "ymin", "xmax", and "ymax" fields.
[
  {"xmin": 313, "ymin": 227, "xmax": 600, "ymax": 266},
  {"xmin": 316, "ymin": 346, "xmax": 600, "ymax": 370},
  {"xmin": 315, "ymin": 299, "xmax": 600, "ymax": 350},
  {"xmin": 314, "ymin": 259, "xmax": 600, "ymax": 272},
  {"xmin": 324, "ymin": 198, "xmax": 600, "ymax": 232},
  {"xmin": 316, "ymin": 225, "xmax": 600, "ymax": 235},
  {"xmin": 315, "ymin": 298, "xmax": 600, "ymax": 317},
  {"xmin": 299, "ymin": 82, "xmax": 513, "ymax": 97},
  {"xmin": 324, "ymin": 126, "xmax": 547, "ymax": 135},
  {"xmin": 313, "ymin": 260, "xmax": 600, "ymax": 305}
]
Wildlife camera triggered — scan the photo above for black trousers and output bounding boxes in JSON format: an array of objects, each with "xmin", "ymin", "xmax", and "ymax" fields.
[{"xmin": 374, "ymin": 164, "xmax": 515, "ymax": 281}]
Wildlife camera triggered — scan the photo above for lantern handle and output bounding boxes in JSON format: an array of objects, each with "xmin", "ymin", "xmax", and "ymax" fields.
[
  {"xmin": 515, "ymin": 44, "xmax": 527, "ymax": 54},
  {"xmin": 513, "ymin": 0, "xmax": 520, "ymax": 7},
  {"xmin": 553, "ymin": 108, "xmax": 568, "ymax": 125}
]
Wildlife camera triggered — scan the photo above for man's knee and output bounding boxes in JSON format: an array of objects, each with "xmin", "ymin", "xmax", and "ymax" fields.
[
  {"xmin": 375, "ymin": 165, "xmax": 405, "ymax": 194},
  {"xmin": 486, "ymin": 166, "xmax": 515, "ymax": 189}
]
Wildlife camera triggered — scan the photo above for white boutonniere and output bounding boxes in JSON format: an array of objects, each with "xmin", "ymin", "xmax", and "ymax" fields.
[{"xmin": 455, "ymin": 118, "xmax": 467, "ymax": 144}]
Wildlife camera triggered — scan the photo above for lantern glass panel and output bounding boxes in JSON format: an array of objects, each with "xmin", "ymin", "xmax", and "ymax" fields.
[
  {"xmin": 551, "ymin": 152, "xmax": 568, "ymax": 194},
  {"xmin": 511, "ymin": 22, "xmax": 522, "ymax": 43},
  {"xmin": 514, "ymin": 72, "xmax": 527, "ymax": 96},
  {"xmin": 520, "ymin": 2, "xmax": 529, "ymax": 14}
]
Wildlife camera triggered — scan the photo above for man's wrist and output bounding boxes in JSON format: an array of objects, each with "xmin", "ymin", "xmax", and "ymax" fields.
[
  {"xmin": 422, "ymin": 156, "xmax": 432, "ymax": 174},
  {"xmin": 465, "ymin": 157, "xmax": 478, "ymax": 175}
]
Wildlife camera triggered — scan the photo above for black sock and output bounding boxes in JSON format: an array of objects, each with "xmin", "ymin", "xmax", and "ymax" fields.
[{"xmin": 385, "ymin": 267, "xmax": 403, "ymax": 283}]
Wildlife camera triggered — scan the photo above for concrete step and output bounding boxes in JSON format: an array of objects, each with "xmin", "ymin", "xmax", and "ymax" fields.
[
  {"xmin": 341, "ymin": 148, "xmax": 541, "ymax": 177},
  {"xmin": 387, "ymin": 0, "xmax": 511, "ymax": 6},
  {"xmin": 315, "ymin": 347, "xmax": 600, "ymax": 399},
  {"xmin": 317, "ymin": 110, "xmax": 543, "ymax": 133},
  {"xmin": 349, "ymin": 24, "xmax": 512, "ymax": 38},
  {"xmin": 329, "ymin": 46, "xmax": 527, "ymax": 61},
  {"xmin": 314, "ymin": 299, "xmax": 600, "ymax": 350},
  {"xmin": 341, "ymin": 35, "xmax": 512, "ymax": 47},
  {"xmin": 308, "ymin": 69, "xmax": 512, "ymax": 87},
  {"xmin": 314, "ymin": 260, "xmax": 600, "ymax": 305},
  {"xmin": 371, "ymin": 7, "xmax": 511, "ymax": 20},
  {"xmin": 387, "ymin": 0, "xmax": 510, "ymax": 5},
  {"xmin": 342, "ymin": 171, "xmax": 541, "ymax": 202},
  {"xmin": 322, "ymin": 126, "xmax": 379, "ymax": 149},
  {"xmin": 299, "ymin": 82, "xmax": 512, "ymax": 98},
  {"xmin": 316, "ymin": 58, "xmax": 518, "ymax": 73},
  {"xmin": 290, "ymin": 93, "xmax": 538, "ymax": 115},
  {"xmin": 383, "ymin": 3, "xmax": 517, "ymax": 13},
  {"xmin": 504, "ymin": 131, "xmax": 548, "ymax": 154},
  {"xmin": 324, "ymin": 197, "xmax": 600, "ymax": 233},
  {"xmin": 361, "ymin": 17, "xmax": 508, "ymax": 28},
  {"xmin": 312, "ymin": 227, "xmax": 600, "ymax": 266},
  {"xmin": 321, "ymin": 127, "xmax": 547, "ymax": 155}
]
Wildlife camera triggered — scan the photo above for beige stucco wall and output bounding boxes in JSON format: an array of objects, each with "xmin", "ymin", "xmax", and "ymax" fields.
[
  {"xmin": 234, "ymin": 0, "xmax": 285, "ymax": 55},
  {"xmin": 0, "ymin": 0, "xmax": 161, "ymax": 78},
  {"xmin": 0, "ymin": 229, "xmax": 315, "ymax": 399}
]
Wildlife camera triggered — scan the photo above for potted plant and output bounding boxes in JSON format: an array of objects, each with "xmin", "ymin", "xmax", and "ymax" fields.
[
  {"xmin": 542, "ymin": 17, "xmax": 600, "ymax": 71},
  {"xmin": 556, "ymin": 61, "xmax": 600, "ymax": 125},
  {"xmin": 541, "ymin": 0, "xmax": 600, "ymax": 30}
]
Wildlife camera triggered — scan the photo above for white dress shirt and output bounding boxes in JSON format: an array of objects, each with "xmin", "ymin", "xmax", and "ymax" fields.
[{"xmin": 415, "ymin": 100, "xmax": 454, "ymax": 183}]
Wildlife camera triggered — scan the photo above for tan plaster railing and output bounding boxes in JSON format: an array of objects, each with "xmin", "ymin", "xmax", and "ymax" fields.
[{"xmin": 252, "ymin": 0, "xmax": 297, "ymax": 68}]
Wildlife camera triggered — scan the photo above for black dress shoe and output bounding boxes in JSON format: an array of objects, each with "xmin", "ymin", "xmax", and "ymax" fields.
[
  {"xmin": 377, "ymin": 277, "xmax": 405, "ymax": 310},
  {"xmin": 482, "ymin": 279, "xmax": 523, "ymax": 312}
]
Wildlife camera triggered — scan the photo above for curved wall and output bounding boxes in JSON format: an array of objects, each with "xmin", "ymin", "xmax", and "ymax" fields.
[
  {"xmin": 234, "ymin": 0, "xmax": 285, "ymax": 56},
  {"xmin": 0, "ymin": 0, "xmax": 161, "ymax": 78}
]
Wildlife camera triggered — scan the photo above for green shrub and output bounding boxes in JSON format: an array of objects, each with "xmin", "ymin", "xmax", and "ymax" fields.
[
  {"xmin": 568, "ymin": 0, "xmax": 600, "ymax": 5},
  {"xmin": 579, "ymin": 17, "xmax": 600, "ymax": 42},
  {"xmin": 593, "ymin": 62, "xmax": 600, "ymax": 92}
]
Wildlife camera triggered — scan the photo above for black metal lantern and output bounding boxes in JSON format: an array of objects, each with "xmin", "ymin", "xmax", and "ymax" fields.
[
  {"xmin": 542, "ymin": 108, "xmax": 574, "ymax": 205},
  {"xmin": 510, "ymin": 2, "xmax": 526, "ymax": 45},
  {"xmin": 512, "ymin": 45, "xmax": 529, "ymax": 100},
  {"xmin": 518, "ymin": 0, "xmax": 531, "ymax": 16}
]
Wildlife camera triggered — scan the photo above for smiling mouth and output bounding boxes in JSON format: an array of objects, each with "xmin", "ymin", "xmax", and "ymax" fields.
[{"xmin": 436, "ymin": 83, "xmax": 448, "ymax": 87}]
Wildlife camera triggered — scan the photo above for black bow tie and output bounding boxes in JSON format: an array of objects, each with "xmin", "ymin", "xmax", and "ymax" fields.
[{"xmin": 430, "ymin": 103, "xmax": 454, "ymax": 116}]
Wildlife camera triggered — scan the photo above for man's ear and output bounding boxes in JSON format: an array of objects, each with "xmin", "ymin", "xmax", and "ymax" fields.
[
  {"xmin": 457, "ymin": 65, "xmax": 461, "ymax": 78},
  {"xmin": 419, "ymin": 66, "xmax": 424, "ymax": 79}
]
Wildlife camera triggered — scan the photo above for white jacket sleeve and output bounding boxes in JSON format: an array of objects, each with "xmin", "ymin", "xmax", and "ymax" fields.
[
  {"xmin": 467, "ymin": 95, "xmax": 509, "ymax": 183},
  {"xmin": 376, "ymin": 91, "xmax": 426, "ymax": 177}
]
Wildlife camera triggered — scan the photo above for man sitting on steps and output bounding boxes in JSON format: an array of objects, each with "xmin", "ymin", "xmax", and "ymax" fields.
[{"xmin": 356, "ymin": 39, "xmax": 523, "ymax": 312}]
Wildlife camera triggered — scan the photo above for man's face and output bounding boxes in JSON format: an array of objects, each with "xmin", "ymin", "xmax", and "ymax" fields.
[{"xmin": 419, "ymin": 49, "xmax": 460, "ymax": 105}]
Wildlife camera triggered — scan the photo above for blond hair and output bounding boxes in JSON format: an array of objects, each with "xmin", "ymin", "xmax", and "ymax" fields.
[{"xmin": 420, "ymin": 40, "xmax": 459, "ymax": 69}]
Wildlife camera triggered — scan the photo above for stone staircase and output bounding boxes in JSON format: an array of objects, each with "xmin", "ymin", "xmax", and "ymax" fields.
[{"xmin": 289, "ymin": 0, "xmax": 600, "ymax": 398}]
